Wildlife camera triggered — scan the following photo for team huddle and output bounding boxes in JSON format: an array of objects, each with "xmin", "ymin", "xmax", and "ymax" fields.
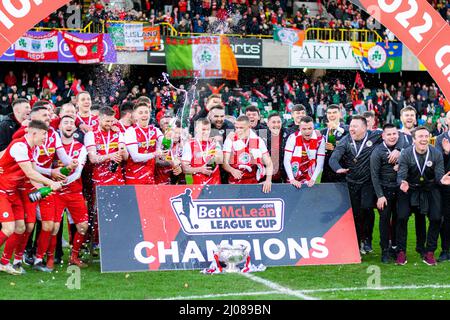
[{"xmin": 0, "ymin": 91, "xmax": 449, "ymax": 275}]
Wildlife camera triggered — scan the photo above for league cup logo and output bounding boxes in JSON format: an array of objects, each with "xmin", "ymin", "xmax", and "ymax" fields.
[{"xmin": 170, "ymin": 189, "xmax": 284, "ymax": 235}]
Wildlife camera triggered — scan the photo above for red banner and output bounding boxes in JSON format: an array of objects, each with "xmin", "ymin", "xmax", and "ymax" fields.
[
  {"xmin": 358, "ymin": 0, "xmax": 450, "ymax": 99},
  {"xmin": 62, "ymin": 31, "xmax": 104, "ymax": 64},
  {"xmin": 0, "ymin": 0, "xmax": 70, "ymax": 57}
]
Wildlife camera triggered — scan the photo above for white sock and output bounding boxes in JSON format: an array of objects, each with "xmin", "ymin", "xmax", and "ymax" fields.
[{"xmin": 13, "ymin": 259, "xmax": 21, "ymax": 265}]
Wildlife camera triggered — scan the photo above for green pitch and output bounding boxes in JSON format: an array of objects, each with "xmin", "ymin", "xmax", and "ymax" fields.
[{"xmin": 1, "ymin": 216, "xmax": 449, "ymax": 300}]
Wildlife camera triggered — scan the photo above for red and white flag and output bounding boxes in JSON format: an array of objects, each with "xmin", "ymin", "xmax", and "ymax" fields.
[
  {"xmin": 70, "ymin": 78, "xmax": 85, "ymax": 95},
  {"xmin": 62, "ymin": 32, "xmax": 104, "ymax": 64},
  {"xmin": 15, "ymin": 31, "xmax": 58, "ymax": 61},
  {"xmin": 43, "ymin": 76, "xmax": 58, "ymax": 94}
]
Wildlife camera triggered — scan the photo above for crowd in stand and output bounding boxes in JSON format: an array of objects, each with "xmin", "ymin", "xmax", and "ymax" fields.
[
  {"xmin": 1, "ymin": 69, "xmax": 449, "ymax": 136},
  {"xmin": 35, "ymin": 0, "xmax": 450, "ymax": 37}
]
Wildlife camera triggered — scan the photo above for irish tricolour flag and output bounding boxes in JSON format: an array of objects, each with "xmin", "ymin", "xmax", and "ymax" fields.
[{"xmin": 165, "ymin": 36, "xmax": 238, "ymax": 80}]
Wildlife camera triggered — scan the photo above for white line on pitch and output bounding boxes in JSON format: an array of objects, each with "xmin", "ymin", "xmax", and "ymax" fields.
[
  {"xmin": 298, "ymin": 284, "xmax": 450, "ymax": 294},
  {"xmin": 241, "ymin": 273, "xmax": 319, "ymax": 300},
  {"xmin": 156, "ymin": 290, "xmax": 279, "ymax": 300}
]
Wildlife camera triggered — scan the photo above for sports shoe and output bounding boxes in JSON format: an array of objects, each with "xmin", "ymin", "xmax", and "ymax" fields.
[
  {"xmin": 396, "ymin": 251, "xmax": 407, "ymax": 265},
  {"xmin": 363, "ymin": 240, "xmax": 373, "ymax": 253},
  {"xmin": 69, "ymin": 257, "xmax": 88, "ymax": 269},
  {"xmin": 12, "ymin": 262, "xmax": 26, "ymax": 275},
  {"xmin": 33, "ymin": 261, "xmax": 52, "ymax": 273},
  {"xmin": 46, "ymin": 256, "xmax": 54, "ymax": 271},
  {"xmin": 437, "ymin": 251, "xmax": 450, "ymax": 262},
  {"xmin": 0, "ymin": 263, "xmax": 22, "ymax": 275},
  {"xmin": 416, "ymin": 247, "xmax": 426, "ymax": 259},
  {"xmin": 389, "ymin": 246, "xmax": 398, "ymax": 260},
  {"xmin": 381, "ymin": 250, "xmax": 390, "ymax": 264},
  {"xmin": 423, "ymin": 252, "xmax": 437, "ymax": 266},
  {"xmin": 359, "ymin": 242, "xmax": 366, "ymax": 255},
  {"xmin": 22, "ymin": 252, "xmax": 34, "ymax": 266}
]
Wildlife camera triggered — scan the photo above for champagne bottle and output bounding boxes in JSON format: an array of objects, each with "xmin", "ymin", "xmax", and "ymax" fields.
[
  {"xmin": 59, "ymin": 167, "xmax": 71, "ymax": 176},
  {"xmin": 28, "ymin": 187, "xmax": 52, "ymax": 203},
  {"xmin": 327, "ymin": 129, "xmax": 336, "ymax": 146},
  {"xmin": 162, "ymin": 136, "xmax": 172, "ymax": 150}
]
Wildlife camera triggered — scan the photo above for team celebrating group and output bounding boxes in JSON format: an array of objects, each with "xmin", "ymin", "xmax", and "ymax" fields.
[{"xmin": 0, "ymin": 90, "xmax": 449, "ymax": 275}]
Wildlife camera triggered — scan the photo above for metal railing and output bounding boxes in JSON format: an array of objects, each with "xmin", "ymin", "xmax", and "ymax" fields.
[
  {"xmin": 305, "ymin": 28, "xmax": 384, "ymax": 42},
  {"xmin": 32, "ymin": 20, "xmax": 385, "ymax": 43},
  {"xmin": 32, "ymin": 21, "xmax": 94, "ymax": 33}
]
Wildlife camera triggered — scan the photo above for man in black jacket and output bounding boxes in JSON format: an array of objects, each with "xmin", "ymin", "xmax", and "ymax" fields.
[
  {"xmin": 330, "ymin": 115, "xmax": 401, "ymax": 255},
  {"xmin": 321, "ymin": 104, "xmax": 348, "ymax": 183},
  {"xmin": 286, "ymin": 104, "xmax": 306, "ymax": 136},
  {"xmin": 396, "ymin": 126, "xmax": 450, "ymax": 266},
  {"xmin": 435, "ymin": 111, "xmax": 450, "ymax": 262},
  {"xmin": 370, "ymin": 124, "xmax": 401, "ymax": 263},
  {"xmin": 264, "ymin": 113, "xmax": 288, "ymax": 183},
  {"xmin": 0, "ymin": 98, "xmax": 31, "ymax": 151}
]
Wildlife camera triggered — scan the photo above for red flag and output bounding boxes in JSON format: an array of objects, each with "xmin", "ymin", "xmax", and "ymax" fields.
[
  {"xmin": 62, "ymin": 32, "xmax": 104, "ymax": 64},
  {"xmin": 70, "ymin": 78, "xmax": 85, "ymax": 95},
  {"xmin": 43, "ymin": 76, "xmax": 57, "ymax": 94},
  {"xmin": 355, "ymin": 72, "xmax": 365, "ymax": 89}
]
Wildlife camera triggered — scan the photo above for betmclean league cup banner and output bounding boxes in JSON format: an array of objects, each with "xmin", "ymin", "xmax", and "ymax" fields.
[
  {"xmin": 351, "ymin": 42, "xmax": 402, "ymax": 73},
  {"xmin": 0, "ymin": 0, "xmax": 70, "ymax": 57},
  {"xmin": 14, "ymin": 31, "xmax": 58, "ymax": 61},
  {"xmin": 107, "ymin": 22, "xmax": 160, "ymax": 51},
  {"xmin": 290, "ymin": 41, "xmax": 359, "ymax": 69},
  {"xmin": 62, "ymin": 32, "xmax": 104, "ymax": 64},
  {"xmin": 97, "ymin": 184, "xmax": 360, "ymax": 272},
  {"xmin": 165, "ymin": 36, "xmax": 238, "ymax": 80},
  {"xmin": 273, "ymin": 25, "xmax": 305, "ymax": 46},
  {"xmin": 348, "ymin": 0, "xmax": 450, "ymax": 99}
]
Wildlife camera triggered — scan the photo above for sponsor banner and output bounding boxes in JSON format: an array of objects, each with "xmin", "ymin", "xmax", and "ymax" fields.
[
  {"xmin": 349, "ymin": 0, "xmax": 450, "ymax": 99},
  {"xmin": 290, "ymin": 41, "xmax": 359, "ymax": 69},
  {"xmin": 148, "ymin": 38, "xmax": 262, "ymax": 67},
  {"xmin": 98, "ymin": 184, "xmax": 360, "ymax": 272},
  {"xmin": 229, "ymin": 38, "xmax": 262, "ymax": 67},
  {"xmin": 15, "ymin": 31, "xmax": 58, "ymax": 61},
  {"xmin": 107, "ymin": 22, "xmax": 160, "ymax": 51},
  {"xmin": 0, "ymin": 0, "xmax": 70, "ymax": 57},
  {"xmin": 58, "ymin": 32, "xmax": 116, "ymax": 63}
]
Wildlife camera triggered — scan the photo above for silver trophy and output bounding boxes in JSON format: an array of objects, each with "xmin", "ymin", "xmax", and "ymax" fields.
[{"xmin": 217, "ymin": 244, "xmax": 249, "ymax": 273}]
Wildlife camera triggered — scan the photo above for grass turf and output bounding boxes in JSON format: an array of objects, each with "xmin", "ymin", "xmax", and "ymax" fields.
[{"xmin": 0, "ymin": 215, "xmax": 449, "ymax": 300}]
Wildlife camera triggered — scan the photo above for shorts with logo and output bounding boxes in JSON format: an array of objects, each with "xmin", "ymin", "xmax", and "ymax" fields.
[
  {"xmin": 56, "ymin": 192, "xmax": 88, "ymax": 225},
  {"xmin": 0, "ymin": 192, "xmax": 24, "ymax": 222}
]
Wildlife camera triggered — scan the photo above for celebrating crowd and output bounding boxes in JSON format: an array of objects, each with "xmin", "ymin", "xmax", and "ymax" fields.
[{"xmin": 0, "ymin": 73, "xmax": 449, "ymax": 276}]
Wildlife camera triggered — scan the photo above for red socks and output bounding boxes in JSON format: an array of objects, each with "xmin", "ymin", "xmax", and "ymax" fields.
[
  {"xmin": 71, "ymin": 232, "xmax": 85, "ymax": 259},
  {"xmin": 46, "ymin": 235, "xmax": 57, "ymax": 258},
  {"xmin": 36, "ymin": 230, "xmax": 52, "ymax": 260},
  {"xmin": 0, "ymin": 230, "xmax": 9, "ymax": 248},
  {"xmin": 1, "ymin": 232, "xmax": 21, "ymax": 265},
  {"xmin": 14, "ymin": 231, "xmax": 32, "ymax": 261}
]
